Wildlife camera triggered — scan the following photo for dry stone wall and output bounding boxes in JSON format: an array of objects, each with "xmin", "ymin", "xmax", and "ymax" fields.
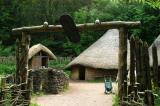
[{"xmin": 30, "ymin": 68, "xmax": 69, "ymax": 94}]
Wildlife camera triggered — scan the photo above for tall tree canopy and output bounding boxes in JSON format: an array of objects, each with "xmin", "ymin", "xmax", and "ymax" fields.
[{"xmin": 0, "ymin": 0, "xmax": 159, "ymax": 56}]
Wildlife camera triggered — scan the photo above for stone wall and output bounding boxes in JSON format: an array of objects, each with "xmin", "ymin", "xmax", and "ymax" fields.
[{"xmin": 30, "ymin": 68, "xmax": 69, "ymax": 94}]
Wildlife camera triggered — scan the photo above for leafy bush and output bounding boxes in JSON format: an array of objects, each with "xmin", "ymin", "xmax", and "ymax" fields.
[
  {"xmin": 0, "ymin": 63, "xmax": 15, "ymax": 75},
  {"xmin": 49, "ymin": 57, "xmax": 72, "ymax": 77},
  {"xmin": 153, "ymin": 88, "xmax": 160, "ymax": 106},
  {"xmin": 49, "ymin": 57, "xmax": 72, "ymax": 69}
]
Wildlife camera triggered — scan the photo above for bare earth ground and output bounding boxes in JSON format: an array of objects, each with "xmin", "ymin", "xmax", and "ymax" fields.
[{"xmin": 33, "ymin": 81, "xmax": 117, "ymax": 106}]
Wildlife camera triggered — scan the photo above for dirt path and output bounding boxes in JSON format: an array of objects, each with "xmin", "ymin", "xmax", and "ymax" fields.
[{"xmin": 34, "ymin": 81, "xmax": 117, "ymax": 106}]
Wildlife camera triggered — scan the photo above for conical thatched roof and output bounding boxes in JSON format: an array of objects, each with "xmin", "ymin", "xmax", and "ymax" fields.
[
  {"xmin": 149, "ymin": 35, "xmax": 160, "ymax": 66},
  {"xmin": 66, "ymin": 29, "xmax": 130, "ymax": 69},
  {"xmin": 28, "ymin": 44, "xmax": 57, "ymax": 60}
]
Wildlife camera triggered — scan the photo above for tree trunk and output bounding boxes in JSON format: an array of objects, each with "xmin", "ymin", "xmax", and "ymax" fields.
[{"xmin": 19, "ymin": 32, "xmax": 30, "ymax": 89}]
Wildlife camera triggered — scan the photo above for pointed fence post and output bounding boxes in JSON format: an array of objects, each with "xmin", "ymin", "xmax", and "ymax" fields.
[
  {"xmin": 118, "ymin": 27, "xmax": 128, "ymax": 102},
  {"xmin": 135, "ymin": 37, "xmax": 142, "ymax": 88},
  {"xmin": 140, "ymin": 40, "xmax": 146, "ymax": 91},
  {"xmin": 152, "ymin": 44, "xmax": 158, "ymax": 87},
  {"xmin": 144, "ymin": 90, "xmax": 154, "ymax": 106},
  {"xmin": 143, "ymin": 42, "xmax": 152, "ymax": 90},
  {"xmin": 139, "ymin": 39, "xmax": 144, "ymax": 91},
  {"xmin": 129, "ymin": 36, "xmax": 135, "ymax": 91}
]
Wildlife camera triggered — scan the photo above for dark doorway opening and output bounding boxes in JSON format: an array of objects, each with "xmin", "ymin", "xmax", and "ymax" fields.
[
  {"xmin": 79, "ymin": 66, "xmax": 85, "ymax": 80},
  {"xmin": 42, "ymin": 57, "xmax": 48, "ymax": 67}
]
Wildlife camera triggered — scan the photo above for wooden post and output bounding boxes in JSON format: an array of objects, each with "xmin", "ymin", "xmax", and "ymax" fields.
[
  {"xmin": 118, "ymin": 27, "xmax": 128, "ymax": 101},
  {"xmin": 144, "ymin": 90, "xmax": 154, "ymax": 106},
  {"xmin": 152, "ymin": 44, "xmax": 158, "ymax": 87},
  {"xmin": 139, "ymin": 39, "xmax": 144, "ymax": 91},
  {"xmin": 133, "ymin": 85, "xmax": 138, "ymax": 101},
  {"xmin": 140, "ymin": 40, "xmax": 146, "ymax": 91},
  {"xmin": 16, "ymin": 38, "xmax": 21, "ymax": 84},
  {"xmin": 25, "ymin": 78, "xmax": 32, "ymax": 106},
  {"xmin": 19, "ymin": 32, "xmax": 30, "ymax": 90},
  {"xmin": 1, "ymin": 78, "xmax": 6, "ymax": 101},
  {"xmin": 143, "ymin": 42, "xmax": 152, "ymax": 90},
  {"xmin": 123, "ymin": 80, "xmax": 128, "ymax": 98},
  {"xmin": 129, "ymin": 36, "xmax": 135, "ymax": 88},
  {"xmin": 135, "ymin": 37, "xmax": 141, "ymax": 85}
]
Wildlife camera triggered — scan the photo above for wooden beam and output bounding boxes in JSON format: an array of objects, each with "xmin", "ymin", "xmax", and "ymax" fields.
[{"xmin": 12, "ymin": 21, "xmax": 141, "ymax": 35}]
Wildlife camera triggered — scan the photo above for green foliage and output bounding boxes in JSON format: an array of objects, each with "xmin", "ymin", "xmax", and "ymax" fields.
[
  {"xmin": 110, "ymin": 0, "xmax": 160, "ymax": 9},
  {"xmin": 30, "ymin": 103, "xmax": 39, "ymax": 106},
  {"xmin": 0, "ymin": 63, "xmax": 15, "ymax": 75},
  {"xmin": 153, "ymin": 88, "xmax": 160, "ymax": 106},
  {"xmin": 0, "ymin": 45, "xmax": 15, "ymax": 56},
  {"xmin": 0, "ymin": 0, "xmax": 159, "ymax": 57},
  {"xmin": 49, "ymin": 58, "xmax": 71, "ymax": 69},
  {"xmin": 112, "ymin": 93, "xmax": 119, "ymax": 106},
  {"xmin": 74, "ymin": 0, "xmax": 160, "ymax": 45}
]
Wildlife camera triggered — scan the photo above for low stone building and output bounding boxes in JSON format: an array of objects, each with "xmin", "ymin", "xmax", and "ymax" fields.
[
  {"xmin": 28, "ymin": 44, "xmax": 57, "ymax": 69},
  {"xmin": 66, "ymin": 29, "xmax": 130, "ymax": 80}
]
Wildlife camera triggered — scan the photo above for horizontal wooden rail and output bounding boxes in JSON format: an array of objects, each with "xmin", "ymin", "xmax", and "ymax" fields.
[{"xmin": 12, "ymin": 21, "xmax": 141, "ymax": 35}]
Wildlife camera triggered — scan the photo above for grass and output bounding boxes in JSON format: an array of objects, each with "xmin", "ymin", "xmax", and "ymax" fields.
[
  {"xmin": 30, "ymin": 103, "xmax": 39, "ymax": 106},
  {"xmin": 112, "ymin": 93, "xmax": 119, "ymax": 106},
  {"xmin": 0, "ymin": 62, "xmax": 15, "ymax": 75}
]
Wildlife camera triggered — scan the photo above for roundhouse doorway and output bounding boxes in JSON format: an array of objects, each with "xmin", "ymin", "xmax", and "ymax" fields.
[{"xmin": 79, "ymin": 66, "xmax": 85, "ymax": 80}]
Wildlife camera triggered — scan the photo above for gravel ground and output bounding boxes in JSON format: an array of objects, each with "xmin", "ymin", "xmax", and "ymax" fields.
[{"xmin": 34, "ymin": 81, "xmax": 117, "ymax": 106}]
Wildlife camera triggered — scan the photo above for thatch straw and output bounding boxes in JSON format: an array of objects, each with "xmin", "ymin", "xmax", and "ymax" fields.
[
  {"xmin": 28, "ymin": 44, "xmax": 57, "ymax": 60},
  {"xmin": 149, "ymin": 35, "xmax": 160, "ymax": 66},
  {"xmin": 66, "ymin": 29, "xmax": 130, "ymax": 69}
]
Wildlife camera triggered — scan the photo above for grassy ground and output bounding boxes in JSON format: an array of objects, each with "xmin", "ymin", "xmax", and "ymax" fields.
[{"xmin": 112, "ymin": 93, "xmax": 119, "ymax": 106}]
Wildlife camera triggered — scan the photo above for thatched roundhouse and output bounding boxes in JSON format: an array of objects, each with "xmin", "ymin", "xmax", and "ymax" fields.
[
  {"xmin": 66, "ymin": 29, "xmax": 130, "ymax": 80},
  {"xmin": 149, "ymin": 35, "xmax": 160, "ymax": 67},
  {"xmin": 28, "ymin": 44, "xmax": 57, "ymax": 69}
]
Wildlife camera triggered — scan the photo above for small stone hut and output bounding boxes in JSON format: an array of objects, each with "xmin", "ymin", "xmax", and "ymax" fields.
[
  {"xmin": 28, "ymin": 44, "xmax": 57, "ymax": 69},
  {"xmin": 66, "ymin": 29, "xmax": 130, "ymax": 80},
  {"xmin": 149, "ymin": 35, "xmax": 160, "ymax": 68}
]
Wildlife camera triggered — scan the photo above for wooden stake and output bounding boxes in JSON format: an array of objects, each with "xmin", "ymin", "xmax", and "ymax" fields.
[
  {"xmin": 129, "ymin": 36, "xmax": 135, "ymax": 88},
  {"xmin": 16, "ymin": 38, "xmax": 20, "ymax": 84},
  {"xmin": 152, "ymin": 44, "xmax": 158, "ymax": 87},
  {"xmin": 143, "ymin": 42, "xmax": 152, "ymax": 90},
  {"xmin": 135, "ymin": 37, "xmax": 141, "ymax": 85},
  {"xmin": 118, "ymin": 27, "xmax": 128, "ymax": 101},
  {"xmin": 144, "ymin": 90, "xmax": 154, "ymax": 106}
]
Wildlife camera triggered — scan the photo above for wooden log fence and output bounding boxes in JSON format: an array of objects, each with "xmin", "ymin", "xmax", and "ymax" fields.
[
  {"xmin": 121, "ymin": 36, "xmax": 158, "ymax": 106},
  {"xmin": 0, "ymin": 75, "xmax": 32, "ymax": 106},
  {"xmin": 152, "ymin": 44, "xmax": 159, "ymax": 87}
]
